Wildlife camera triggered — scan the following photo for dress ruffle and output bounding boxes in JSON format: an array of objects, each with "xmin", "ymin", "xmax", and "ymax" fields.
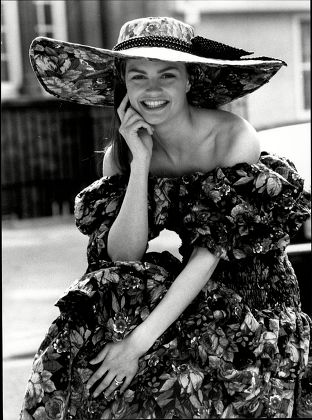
[
  {"xmin": 180, "ymin": 153, "xmax": 310, "ymax": 260},
  {"xmin": 56, "ymin": 253, "xmax": 182, "ymax": 330},
  {"xmin": 75, "ymin": 152, "xmax": 310, "ymax": 262},
  {"xmin": 74, "ymin": 176, "xmax": 128, "ymax": 236}
]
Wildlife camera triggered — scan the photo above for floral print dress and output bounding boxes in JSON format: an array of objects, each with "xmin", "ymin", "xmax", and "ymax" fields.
[{"xmin": 20, "ymin": 153, "xmax": 311, "ymax": 419}]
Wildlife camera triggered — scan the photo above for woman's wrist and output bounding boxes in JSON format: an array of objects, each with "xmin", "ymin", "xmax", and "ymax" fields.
[
  {"xmin": 130, "ymin": 157, "xmax": 151, "ymax": 177},
  {"xmin": 127, "ymin": 323, "xmax": 157, "ymax": 356},
  {"xmin": 130, "ymin": 152, "xmax": 151, "ymax": 167},
  {"xmin": 130, "ymin": 161, "xmax": 150, "ymax": 181}
]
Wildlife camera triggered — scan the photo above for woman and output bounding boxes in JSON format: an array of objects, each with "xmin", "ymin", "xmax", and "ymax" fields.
[{"xmin": 22, "ymin": 17, "xmax": 311, "ymax": 419}]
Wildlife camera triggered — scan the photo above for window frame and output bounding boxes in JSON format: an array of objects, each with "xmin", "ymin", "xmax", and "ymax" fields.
[
  {"xmin": 33, "ymin": 0, "xmax": 67, "ymax": 40},
  {"xmin": 33, "ymin": 0, "xmax": 67, "ymax": 97},
  {"xmin": 293, "ymin": 14, "xmax": 310, "ymax": 120},
  {"xmin": 1, "ymin": 0, "xmax": 23, "ymax": 98}
]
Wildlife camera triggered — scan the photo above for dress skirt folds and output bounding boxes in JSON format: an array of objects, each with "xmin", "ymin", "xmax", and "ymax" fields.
[{"xmin": 20, "ymin": 153, "xmax": 311, "ymax": 419}]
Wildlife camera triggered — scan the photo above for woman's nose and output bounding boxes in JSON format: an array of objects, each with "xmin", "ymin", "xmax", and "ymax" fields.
[{"xmin": 145, "ymin": 78, "xmax": 162, "ymax": 92}]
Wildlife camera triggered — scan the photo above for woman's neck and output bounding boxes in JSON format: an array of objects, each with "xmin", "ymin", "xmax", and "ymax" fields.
[{"xmin": 152, "ymin": 105, "xmax": 198, "ymax": 163}]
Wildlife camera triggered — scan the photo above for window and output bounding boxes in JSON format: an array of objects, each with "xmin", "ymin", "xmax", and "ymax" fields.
[
  {"xmin": 1, "ymin": 4, "xmax": 9, "ymax": 82},
  {"xmin": 1, "ymin": 1, "xmax": 67, "ymax": 99},
  {"xmin": 33, "ymin": 0, "xmax": 67, "ymax": 39},
  {"xmin": 32, "ymin": 1, "xmax": 67, "ymax": 96},
  {"xmin": 300, "ymin": 19, "xmax": 310, "ymax": 111},
  {"xmin": 294, "ymin": 16, "xmax": 310, "ymax": 118},
  {"xmin": 1, "ymin": 1, "xmax": 22, "ymax": 97}
]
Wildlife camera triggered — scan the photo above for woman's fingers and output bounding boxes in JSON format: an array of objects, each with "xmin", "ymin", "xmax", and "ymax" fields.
[
  {"xmin": 86, "ymin": 338, "xmax": 140, "ymax": 398},
  {"xmin": 119, "ymin": 374, "xmax": 134, "ymax": 394},
  {"xmin": 89, "ymin": 346, "xmax": 109, "ymax": 365},
  {"xmin": 125, "ymin": 121, "xmax": 153, "ymax": 137},
  {"xmin": 103, "ymin": 374, "xmax": 126, "ymax": 397},
  {"xmin": 119, "ymin": 103, "xmax": 154, "ymax": 137},
  {"xmin": 117, "ymin": 97, "xmax": 154, "ymax": 161},
  {"xmin": 117, "ymin": 94, "xmax": 129, "ymax": 121},
  {"xmin": 138, "ymin": 123, "xmax": 154, "ymax": 137},
  {"xmin": 86, "ymin": 364, "xmax": 108, "ymax": 391},
  {"xmin": 122, "ymin": 115, "xmax": 153, "ymax": 136},
  {"xmin": 122, "ymin": 106, "xmax": 145, "ymax": 126},
  {"xmin": 92, "ymin": 371, "xmax": 116, "ymax": 398},
  {"xmin": 120, "ymin": 104, "xmax": 152, "ymax": 130},
  {"xmin": 121, "ymin": 111, "xmax": 144, "ymax": 128},
  {"xmin": 120, "ymin": 116, "xmax": 153, "ymax": 139}
]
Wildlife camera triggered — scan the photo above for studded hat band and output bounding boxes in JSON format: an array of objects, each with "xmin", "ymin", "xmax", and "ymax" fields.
[
  {"xmin": 113, "ymin": 35, "xmax": 191, "ymax": 53},
  {"xmin": 113, "ymin": 35, "xmax": 254, "ymax": 61}
]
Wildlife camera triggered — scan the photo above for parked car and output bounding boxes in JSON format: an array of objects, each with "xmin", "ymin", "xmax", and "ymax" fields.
[{"xmin": 258, "ymin": 121, "xmax": 311, "ymax": 315}]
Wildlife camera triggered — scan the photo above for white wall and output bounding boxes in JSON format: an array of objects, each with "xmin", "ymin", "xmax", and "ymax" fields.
[{"xmin": 192, "ymin": 12, "xmax": 308, "ymax": 128}]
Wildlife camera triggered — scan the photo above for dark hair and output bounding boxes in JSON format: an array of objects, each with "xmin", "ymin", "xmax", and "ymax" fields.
[{"xmin": 108, "ymin": 58, "xmax": 131, "ymax": 174}]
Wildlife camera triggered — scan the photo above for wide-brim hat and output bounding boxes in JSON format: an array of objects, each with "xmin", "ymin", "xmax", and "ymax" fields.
[{"xmin": 29, "ymin": 16, "xmax": 286, "ymax": 108}]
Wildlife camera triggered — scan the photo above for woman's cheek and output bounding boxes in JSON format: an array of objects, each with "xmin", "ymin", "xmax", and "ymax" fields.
[
  {"xmin": 128, "ymin": 96, "xmax": 141, "ymax": 114},
  {"xmin": 126, "ymin": 87, "xmax": 143, "ymax": 112},
  {"xmin": 126, "ymin": 83, "xmax": 138, "ymax": 101}
]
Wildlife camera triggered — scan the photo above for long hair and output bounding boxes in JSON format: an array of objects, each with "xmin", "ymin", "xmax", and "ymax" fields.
[{"xmin": 109, "ymin": 59, "xmax": 131, "ymax": 175}]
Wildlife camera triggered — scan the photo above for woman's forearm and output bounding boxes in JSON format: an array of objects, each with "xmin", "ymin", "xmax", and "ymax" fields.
[
  {"xmin": 107, "ymin": 160, "xmax": 150, "ymax": 261},
  {"xmin": 130, "ymin": 247, "xmax": 219, "ymax": 352}
]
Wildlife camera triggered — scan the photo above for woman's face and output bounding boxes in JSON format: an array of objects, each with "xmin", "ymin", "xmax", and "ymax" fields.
[{"xmin": 125, "ymin": 58, "xmax": 190, "ymax": 125}]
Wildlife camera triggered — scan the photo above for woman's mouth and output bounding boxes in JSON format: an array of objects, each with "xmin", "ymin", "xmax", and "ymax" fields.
[{"xmin": 141, "ymin": 100, "xmax": 169, "ymax": 110}]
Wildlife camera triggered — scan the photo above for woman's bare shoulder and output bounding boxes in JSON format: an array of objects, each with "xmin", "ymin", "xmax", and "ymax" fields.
[
  {"xmin": 193, "ymin": 108, "xmax": 260, "ymax": 167},
  {"xmin": 212, "ymin": 110, "xmax": 260, "ymax": 167},
  {"xmin": 102, "ymin": 145, "xmax": 123, "ymax": 176}
]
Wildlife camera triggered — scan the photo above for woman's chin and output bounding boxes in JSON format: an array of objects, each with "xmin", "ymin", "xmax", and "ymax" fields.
[
  {"xmin": 145, "ymin": 116, "xmax": 166, "ymax": 126},
  {"xmin": 141, "ymin": 110, "xmax": 171, "ymax": 126}
]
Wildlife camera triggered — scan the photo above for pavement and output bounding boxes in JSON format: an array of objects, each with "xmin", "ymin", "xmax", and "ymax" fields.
[{"xmin": 2, "ymin": 216, "xmax": 181, "ymax": 420}]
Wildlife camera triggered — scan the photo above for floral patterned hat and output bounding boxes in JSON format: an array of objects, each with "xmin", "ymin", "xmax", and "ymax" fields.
[{"xmin": 29, "ymin": 16, "xmax": 286, "ymax": 108}]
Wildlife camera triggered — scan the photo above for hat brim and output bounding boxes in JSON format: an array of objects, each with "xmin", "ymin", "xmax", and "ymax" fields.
[{"xmin": 29, "ymin": 37, "xmax": 286, "ymax": 108}]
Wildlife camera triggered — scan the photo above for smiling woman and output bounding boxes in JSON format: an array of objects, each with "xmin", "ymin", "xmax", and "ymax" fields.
[
  {"xmin": 109, "ymin": 58, "xmax": 193, "ymax": 173},
  {"xmin": 21, "ymin": 16, "xmax": 311, "ymax": 420},
  {"xmin": 125, "ymin": 60, "xmax": 189, "ymax": 122}
]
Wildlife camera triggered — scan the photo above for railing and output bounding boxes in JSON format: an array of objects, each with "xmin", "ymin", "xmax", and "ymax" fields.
[{"xmin": 1, "ymin": 97, "xmax": 114, "ymax": 219}]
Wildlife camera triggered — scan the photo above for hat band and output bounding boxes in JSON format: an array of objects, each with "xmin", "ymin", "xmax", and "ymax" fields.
[
  {"xmin": 113, "ymin": 35, "xmax": 192, "ymax": 53},
  {"xmin": 113, "ymin": 35, "xmax": 256, "ymax": 61}
]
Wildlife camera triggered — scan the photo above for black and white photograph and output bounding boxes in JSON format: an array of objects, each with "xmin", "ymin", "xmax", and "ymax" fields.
[{"xmin": 2, "ymin": 1, "xmax": 311, "ymax": 419}]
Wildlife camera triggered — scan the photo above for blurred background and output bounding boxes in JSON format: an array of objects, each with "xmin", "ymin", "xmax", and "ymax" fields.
[{"xmin": 1, "ymin": 1, "xmax": 310, "ymax": 419}]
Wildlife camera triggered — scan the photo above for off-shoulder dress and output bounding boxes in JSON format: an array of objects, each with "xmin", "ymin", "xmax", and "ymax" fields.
[{"xmin": 21, "ymin": 153, "xmax": 311, "ymax": 419}]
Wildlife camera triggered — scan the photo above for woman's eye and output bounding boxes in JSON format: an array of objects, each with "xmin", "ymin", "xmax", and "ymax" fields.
[
  {"xmin": 162, "ymin": 73, "xmax": 175, "ymax": 79},
  {"xmin": 132, "ymin": 75, "xmax": 145, "ymax": 80}
]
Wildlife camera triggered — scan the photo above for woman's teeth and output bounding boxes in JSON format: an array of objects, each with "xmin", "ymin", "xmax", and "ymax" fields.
[{"xmin": 142, "ymin": 100, "xmax": 168, "ymax": 109}]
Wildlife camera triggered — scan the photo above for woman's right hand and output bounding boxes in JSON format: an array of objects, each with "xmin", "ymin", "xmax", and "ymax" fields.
[{"xmin": 117, "ymin": 94, "xmax": 154, "ymax": 165}]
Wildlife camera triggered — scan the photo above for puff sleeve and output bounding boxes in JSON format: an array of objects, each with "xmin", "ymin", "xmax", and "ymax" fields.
[
  {"xmin": 180, "ymin": 153, "xmax": 311, "ymax": 261},
  {"xmin": 74, "ymin": 174, "xmax": 128, "ymax": 264}
]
